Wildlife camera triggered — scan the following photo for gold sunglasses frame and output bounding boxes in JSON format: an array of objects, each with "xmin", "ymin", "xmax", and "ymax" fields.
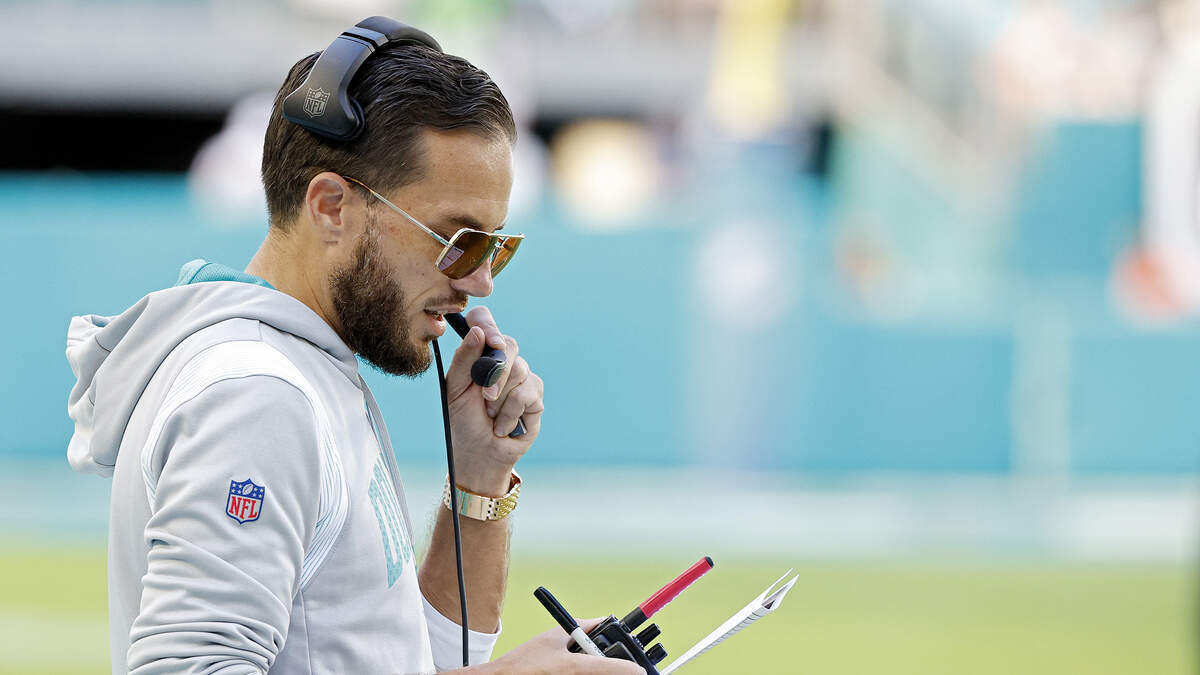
[{"xmin": 343, "ymin": 175, "xmax": 524, "ymax": 279}]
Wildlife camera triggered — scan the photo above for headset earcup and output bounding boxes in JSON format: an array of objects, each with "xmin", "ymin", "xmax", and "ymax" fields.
[
  {"xmin": 281, "ymin": 16, "xmax": 442, "ymax": 141},
  {"xmin": 343, "ymin": 97, "xmax": 365, "ymax": 142}
]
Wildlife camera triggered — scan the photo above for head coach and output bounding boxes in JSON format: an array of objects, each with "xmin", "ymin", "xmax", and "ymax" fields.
[{"xmin": 64, "ymin": 16, "xmax": 641, "ymax": 675}]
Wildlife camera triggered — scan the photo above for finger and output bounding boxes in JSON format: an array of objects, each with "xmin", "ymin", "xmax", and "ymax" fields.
[
  {"xmin": 492, "ymin": 376, "xmax": 542, "ymax": 437},
  {"xmin": 505, "ymin": 373, "xmax": 543, "ymax": 438},
  {"xmin": 520, "ymin": 373, "xmax": 544, "ymax": 436},
  {"xmin": 465, "ymin": 306, "xmax": 511, "ymax": 399},
  {"xmin": 482, "ymin": 334, "xmax": 519, "ymax": 402},
  {"xmin": 466, "ymin": 305, "xmax": 507, "ymax": 354},
  {"xmin": 572, "ymin": 654, "xmax": 644, "ymax": 675},
  {"xmin": 442, "ymin": 325, "xmax": 487, "ymax": 398},
  {"xmin": 486, "ymin": 355, "xmax": 529, "ymax": 418}
]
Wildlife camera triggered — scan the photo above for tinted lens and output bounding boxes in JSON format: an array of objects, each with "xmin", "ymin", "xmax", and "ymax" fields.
[
  {"xmin": 490, "ymin": 237, "xmax": 521, "ymax": 278},
  {"xmin": 437, "ymin": 230, "xmax": 494, "ymax": 279}
]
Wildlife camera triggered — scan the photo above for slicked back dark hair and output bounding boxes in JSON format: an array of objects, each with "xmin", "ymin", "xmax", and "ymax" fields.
[{"xmin": 261, "ymin": 44, "xmax": 516, "ymax": 230}]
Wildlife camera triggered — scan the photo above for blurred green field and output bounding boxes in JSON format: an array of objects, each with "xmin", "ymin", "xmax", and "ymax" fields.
[{"xmin": 0, "ymin": 544, "xmax": 1193, "ymax": 674}]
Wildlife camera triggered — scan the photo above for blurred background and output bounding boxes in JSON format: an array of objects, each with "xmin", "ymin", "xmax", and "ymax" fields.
[{"xmin": 2, "ymin": 0, "xmax": 1198, "ymax": 673}]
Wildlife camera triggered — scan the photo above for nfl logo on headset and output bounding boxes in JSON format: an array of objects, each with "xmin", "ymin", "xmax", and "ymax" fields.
[
  {"xmin": 226, "ymin": 479, "xmax": 265, "ymax": 524},
  {"xmin": 303, "ymin": 87, "xmax": 330, "ymax": 118}
]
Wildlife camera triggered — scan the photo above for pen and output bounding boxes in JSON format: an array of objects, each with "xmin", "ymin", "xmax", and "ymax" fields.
[
  {"xmin": 622, "ymin": 556, "xmax": 714, "ymax": 631},
  {"xmin": 534, "ymin": 586, "xmax": 606, "ymax": 657}
]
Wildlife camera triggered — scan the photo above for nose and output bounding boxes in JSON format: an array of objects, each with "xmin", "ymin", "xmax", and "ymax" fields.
[{"xmin": 449, "ymin": 261, "xmax": 494, "ymax": 298}]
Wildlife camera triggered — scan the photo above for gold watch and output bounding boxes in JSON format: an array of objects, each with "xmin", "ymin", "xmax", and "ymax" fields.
[{"xmin": 442, "ymin": 471, "xmax": 521, "ymax": 521}]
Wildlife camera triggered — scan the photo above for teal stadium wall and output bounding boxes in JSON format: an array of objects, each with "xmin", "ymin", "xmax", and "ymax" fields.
[{"xmin": 4, "ymin": 126, "xmax": 1198, "ymax": 475}]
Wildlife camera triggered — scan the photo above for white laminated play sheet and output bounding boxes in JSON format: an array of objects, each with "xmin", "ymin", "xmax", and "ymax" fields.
[{"xmin": 660, "ymin": 569, "xmax": 798, "ymax": 674}]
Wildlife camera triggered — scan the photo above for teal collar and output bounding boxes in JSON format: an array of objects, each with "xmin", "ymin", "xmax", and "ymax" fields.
[{"xmin": 175, "ymin": 259, "xmax": 274, "ymax": 289}]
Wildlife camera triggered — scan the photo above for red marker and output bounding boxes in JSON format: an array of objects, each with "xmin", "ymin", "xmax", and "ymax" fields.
[{"xmin": 622, "ymin": 556, "xmax": 715, "ymax": 631}]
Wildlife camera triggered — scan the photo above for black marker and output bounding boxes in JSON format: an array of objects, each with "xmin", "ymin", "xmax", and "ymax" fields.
[{"xmin": 535, "ymin": 586, "xmax": 606, "ymax": 657}]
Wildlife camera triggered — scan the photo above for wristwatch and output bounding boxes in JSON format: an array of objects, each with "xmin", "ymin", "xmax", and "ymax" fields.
[{"xmin": 442, "ymin": 471, "xmax": 521, "ymax": 521}]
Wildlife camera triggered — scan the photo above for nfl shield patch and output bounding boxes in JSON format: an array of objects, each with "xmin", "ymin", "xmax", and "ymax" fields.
[
  {"xmin": 226, "ymin": 479, "xmax": 265, "ymax": 524},
  {"xmin": 303, "ymin": 87, "xmax": 330, "ymax": 118}
]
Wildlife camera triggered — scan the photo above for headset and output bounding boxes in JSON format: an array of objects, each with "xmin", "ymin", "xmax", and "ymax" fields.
[
  {"xmin": 281, "ymin": 17, "xmax": 476, "ymax": 667},
  {"xmin": 282, "ymin": 16, "xmax": 442, "ymax": 141}
]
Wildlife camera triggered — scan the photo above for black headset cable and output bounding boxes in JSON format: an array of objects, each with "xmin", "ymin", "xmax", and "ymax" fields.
[{"xmin": 432, "ymin": 338, "xmax": 470, "ymax": 667}]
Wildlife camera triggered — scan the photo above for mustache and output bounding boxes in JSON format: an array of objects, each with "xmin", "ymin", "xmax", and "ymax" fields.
[{"xmin": 423, "ymin": 294, "xmax": 470, "ymax": 310}]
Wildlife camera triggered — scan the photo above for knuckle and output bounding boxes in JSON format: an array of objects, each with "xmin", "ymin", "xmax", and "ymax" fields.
[
  {"xmin": 504, "ymin": 392, "xmax": 526, "ymax": 414},
  {"xmin": 512, "ymin": 357, "xmax": 530, "ymax": 379}
]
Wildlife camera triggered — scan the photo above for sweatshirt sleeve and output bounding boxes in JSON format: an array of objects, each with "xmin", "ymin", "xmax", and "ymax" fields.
[
  {"xmin": 422, "ymin": 595, "xmax": 502, "ymax": 671},
  {"xmin": 127, "ymin": 375, "xmax": 322, "ymax": 675}
]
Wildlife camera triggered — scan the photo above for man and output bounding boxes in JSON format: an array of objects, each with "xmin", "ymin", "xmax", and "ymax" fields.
[{"xmin": 65, "ymin": 27, "xmax": 641, "ymax": 675}]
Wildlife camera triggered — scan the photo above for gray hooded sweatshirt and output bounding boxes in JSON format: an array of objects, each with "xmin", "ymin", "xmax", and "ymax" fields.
[{"xmin": 65, "ymin": 260, "xmax": 498, "ymax": 674}]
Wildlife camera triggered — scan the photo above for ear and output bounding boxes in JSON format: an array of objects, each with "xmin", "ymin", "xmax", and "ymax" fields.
[{"xmin": 304, "ymin": 172, "xmax": 358, "ymax": 244}]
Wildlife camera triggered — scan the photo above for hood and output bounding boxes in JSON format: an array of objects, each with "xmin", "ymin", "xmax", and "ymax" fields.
[{"xmin": 66, "ymin": 266, "xmax": 357, "ymax": 477}]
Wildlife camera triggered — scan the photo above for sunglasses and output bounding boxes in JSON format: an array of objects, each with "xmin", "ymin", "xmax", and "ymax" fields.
[{"xmin": 343, "ymin": 176, "xmax": 524, "ymax": 280}]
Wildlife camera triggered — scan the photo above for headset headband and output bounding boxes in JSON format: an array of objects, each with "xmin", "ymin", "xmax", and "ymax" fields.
[{"xmin": 281, "ymin": 16, "xmax": 442, "ymax": 141}]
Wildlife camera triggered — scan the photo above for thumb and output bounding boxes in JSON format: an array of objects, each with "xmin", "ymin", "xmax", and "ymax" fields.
[
  {"xmin": 442, "ymin": 325, "xmax": 486, "ymax": 398},
  {"xmin": 578, "ymin": 617, "xmax": 609, "ymax": 632}
]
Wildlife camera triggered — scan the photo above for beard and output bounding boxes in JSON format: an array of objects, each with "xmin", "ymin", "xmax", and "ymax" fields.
[{"xmin": 330, "ymin": 223, "xmax": 432, "ymax": 377}]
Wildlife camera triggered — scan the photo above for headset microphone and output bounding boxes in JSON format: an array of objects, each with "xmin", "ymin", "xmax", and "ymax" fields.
[
  {"xmin": 445, "ymin": 312, "xmax": 526, "ymax": 438},
  {"xmin": 444, "ymin": 313, "xmax": 505, "ymax": 388}
]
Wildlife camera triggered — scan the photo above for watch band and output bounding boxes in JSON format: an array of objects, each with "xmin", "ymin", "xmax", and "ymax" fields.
[{"xmin": 443, "ymin": 471, "xmax": 521, "ymax": 521}]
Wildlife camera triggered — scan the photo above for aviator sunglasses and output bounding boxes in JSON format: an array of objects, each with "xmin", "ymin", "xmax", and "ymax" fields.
[{"xmin": 343, "ymin": 175, "xmax": 523, "ymax": 280}]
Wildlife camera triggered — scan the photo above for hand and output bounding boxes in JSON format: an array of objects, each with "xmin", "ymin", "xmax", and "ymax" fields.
[
  {"xmin": 443, "ymin": 306, "xmax": 544, "ymax": 495},
  {"xmin": 478, "ymin": 619, "xmax": 646, "ymax": 675}
]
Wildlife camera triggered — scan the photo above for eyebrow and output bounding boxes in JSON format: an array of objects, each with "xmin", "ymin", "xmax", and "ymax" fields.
[{"xmin": 439, "ymin": 212, "xmax": 506, "ymax": 234}]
